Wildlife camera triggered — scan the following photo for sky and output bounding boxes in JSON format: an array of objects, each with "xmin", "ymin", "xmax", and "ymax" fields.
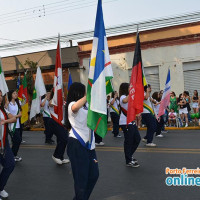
[{"xmin": 0, "ymin": 0, "xmax": 200, "ymax": 56}]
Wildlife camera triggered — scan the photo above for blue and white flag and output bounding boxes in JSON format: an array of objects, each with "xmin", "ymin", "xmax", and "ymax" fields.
[
  {"xmin": 67, "ymin": 70, "xmax": 73, "ymax": 91},
  {"xmin": 158, "ymin": 69, "xmax": 171, "ymax": 117},
  {"xmin": 87, "ymin": 0, "xmax": 113, "ymax": 138}
]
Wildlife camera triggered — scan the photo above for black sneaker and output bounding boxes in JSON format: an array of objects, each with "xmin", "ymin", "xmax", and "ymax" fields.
[
  {"xmin": 45, "ymin": 139, "xmax": 55, "ymax": 144},
  {"xmin": 132, "ymin": 158, "xmax": 138, "ymax": 164},
  {"xmin": 126, "ymin": 161, "xmax": 140, "ymax": 168}
]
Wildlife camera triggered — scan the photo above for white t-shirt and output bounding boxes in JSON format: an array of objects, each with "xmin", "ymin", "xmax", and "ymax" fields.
[
  {"xmin": 42, "ymin": 99, "xmax": 51, "ymax": 118},
  {"xmin": 169, "ymin": 112, "xmax": 177, "ymax": 118},
  {"xmin": 68, "ymin": 102, "xmax": 95, "ymax": 150},
  {"xmin": 0, "ymin": 108, "xmax": 10, "ymax": 139},
  {"xmin": 143, "ymin": 92, "xmax": 153, "ymax": 114},
  {"xmin": 110, "ymin": 98, "xmax": 119, "ymax": 113},
  {"xmin": 119, "ymin": 95, "xmax": 128, "ymax": 125},
  {"xmin": 153, "ymin": 102, "xmax": 160, "ymax": 116},
  {"xmin": 8, "ymin": 102, "xmax": 20, "ymax": 128}
]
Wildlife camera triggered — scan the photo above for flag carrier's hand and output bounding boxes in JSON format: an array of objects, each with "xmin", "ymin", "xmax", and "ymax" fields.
[
  {"xmin": 0, "ymin": 119, "xmax": 5, "ymax": 125},
  {"xmin": 0, "ymin": 146, "xmax": 4, "ymax": 155}
]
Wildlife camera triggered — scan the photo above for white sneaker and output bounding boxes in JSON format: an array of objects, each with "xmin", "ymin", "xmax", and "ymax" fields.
[
  {"xmin": 52, "ymin": 155, "xmax": 62, "ymax": 165},
  {"xmin": 142, "ymin": 138, "xmax": 147, "ymax": 143},
  {"xmin": 185, "ymin": 123, "xmax": 188, "ymax": 127},
  {"xmin": 156, "ymin": 134, "xmax": 164, "ymax": 138},
  {"xmin": 116, "ymin": 134, "xmax": 122, "ymax": 138},
  {"xmin": 14, "ymin": 156, "xmax": 22, "ymax": 162},
  {"xmin": 0, "ymin": 190, "xmax": 9, "ymax": 198},
  {"xmin": 95, "ymin": 142, "xmax": 105, "ymax": 146},
  {"xmin": 62, "ymin": 159, "xmax": 70, "ymax": 164},
  {"xmin": 146, "ymin": 143, "xmax": 156, "ymax": 147}
]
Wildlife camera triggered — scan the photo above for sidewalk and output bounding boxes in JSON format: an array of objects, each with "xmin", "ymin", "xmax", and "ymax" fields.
[{"xmin": 30, "ymin": 126, "xmax": 200, "ymax": 131}]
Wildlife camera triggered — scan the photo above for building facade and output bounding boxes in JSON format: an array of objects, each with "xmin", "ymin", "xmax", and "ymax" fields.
[
  {"xmin": 78, "ymin": 22, "xmax": 200, "ymax": 96},
  {"xmin": 2, "ymin": 46, "xmax": 80, "ymax": 96}
]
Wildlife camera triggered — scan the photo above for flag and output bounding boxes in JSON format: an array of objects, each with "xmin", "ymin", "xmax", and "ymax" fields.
[
  {"xmin": 87, "ymin": 0, "xmax": 113, "ymax": 138},
  {"xmin": 158, "ymin": 69, "xmax": 171, "ymax": 117},
  {"xmin": 51, "ymin": 37, "xmax": 64, "ymax": 125},
  {"xmin": 127, "ymin": 33, "xmax": 144, "ymax": 124},
  {"xmin": 30, "ymin": 67, "xmax": 46, "ymax": 120},
  {"xmin": 67, "ymin": 70, "xmax": 73, "ymax": 91},
  {"xmin": 17, "ymin": 74, "xmax": 21, "ymax": 91},
  {"xmin": 0, "ymin": 58, "xmax": 8, "ymax": 96},
  {"xmin": 21, "ymin": 73, "xmax": 29, "ymax": 124}
]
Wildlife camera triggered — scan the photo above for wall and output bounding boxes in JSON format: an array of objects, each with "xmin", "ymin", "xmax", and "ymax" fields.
[{"xmin": 80, "ymin": 42, "xmax": 200, "ymax": 96}]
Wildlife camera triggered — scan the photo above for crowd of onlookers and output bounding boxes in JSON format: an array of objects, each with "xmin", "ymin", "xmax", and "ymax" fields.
[{"xmin": 107, "ymin": 89, "xmax": 200, "ymax": 129}]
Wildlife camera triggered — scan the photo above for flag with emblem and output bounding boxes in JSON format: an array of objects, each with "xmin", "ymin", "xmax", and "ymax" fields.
[
  {"xmin": 51, "ymin": 36, "xmax": 64, "ymax": 125},
  {"xmin": 21, "ymin": 73, "xmax": 29, "ymax": 124},
  {"xmin": 30, "ymin": 67, "xmax": 46, "ymax": 120},
  {"xmin": 0, "ymin": 58, "xmax": 8, "ymax": 96},
  {"xmin": 87, "ymin": 0, "xmax": 113, "ymax": 138}
]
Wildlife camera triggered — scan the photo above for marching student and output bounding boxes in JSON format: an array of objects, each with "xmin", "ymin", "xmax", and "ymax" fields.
[
  {"xmin": 41, "ymin": 92, "xmax": 54, "ymax": 144},
  {"xmin": 152, "ymin": 92, "xmax": 164, "ymax": 138},
  {"xmin": 7, "ymin": 90, "xmax": 23, "ymax": 162},
  {"xmin": 0, "ymin": 90, "xmax": 16, "ymax": 199},
  {"xmin": 49, "ymin": 89, "xmax": 69, "ymax": 165},
  {"xmin": 110, "ymin": 91, "xmax": 121, "ymax": 138},
  {"xmin": 119, "ymin": 83, "xmax": 141, "ymax": 168},
  {"xmin": 141, "ymin": 84, "xmax": 157, "ymax": 147},
  {"xmin": 65, "ymin": 82, "xmax": 99, "ymax": 200}
]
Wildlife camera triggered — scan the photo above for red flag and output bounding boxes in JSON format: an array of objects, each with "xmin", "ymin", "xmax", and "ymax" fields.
[
  {"xmin": 51, "ymin": 37, "xmax": 64, "ymax": 125},
  {"xmin": 18, "ymin": 85, "xmax": 23, "ymax": 101},
  {"xmin": 127, "ymin": 33, "xmax": 144, "ymax": 124}
]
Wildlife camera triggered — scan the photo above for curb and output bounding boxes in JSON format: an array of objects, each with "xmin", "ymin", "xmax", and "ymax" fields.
[{"xmin": 30, "ymin": 126, "xmax": 200, "ymax": 132}]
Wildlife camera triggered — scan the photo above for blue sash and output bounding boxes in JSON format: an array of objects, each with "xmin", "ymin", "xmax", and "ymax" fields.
[{"xmin": 71, "ymin": 127, "xmax": 93, "ymax": 150}]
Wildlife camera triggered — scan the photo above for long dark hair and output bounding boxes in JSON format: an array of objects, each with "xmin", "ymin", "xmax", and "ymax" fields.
[
  {"xmin": 65, "ymin": 82, "xmax": 86, "ymax": 129},
  {"xmin": 119, "ymin": 83, "xmax": 129, "ymax": 98},
  {"xmin": 152, "ymin": 92, "xmax": 160, "ymax": 101},
  {"xmin": 8, "ymin": 90, "xmax": 22, "ymax": 111},
  {"xmin": 194, "ymin": 90, "xmax": 198, "ymax": 98},
  {"xmin": 0, "ymin": 90, "xmax": 6, "ymax": 113}
]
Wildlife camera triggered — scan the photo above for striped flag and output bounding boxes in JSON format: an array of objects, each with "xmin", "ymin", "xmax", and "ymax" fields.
[
  {"xmin": 127, "ymin": 33, "xmax": 144, "ymax": 124},
  {"xmin": 0, "ymin": 58, "xmax": 8, "ymax": 96},
  {"xmin": 158, "ymin": 69, "xmax": 171, "ymax": 117},
  {"xmin": 30, "ymin": 67, "xmax": 46, "ymax": 120},
  {"xmin": 51, "ymin": 37, "xmax": 64, "ymax": 125},
  {"xmin": 87, "ymin": 0, "xmax": 113, "ymax": 138}
]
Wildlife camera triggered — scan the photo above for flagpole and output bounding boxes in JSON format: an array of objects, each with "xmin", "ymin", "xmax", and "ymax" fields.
[{"xmin": 136, "ymin": 24, "xmax": 139, "ymax": 34}]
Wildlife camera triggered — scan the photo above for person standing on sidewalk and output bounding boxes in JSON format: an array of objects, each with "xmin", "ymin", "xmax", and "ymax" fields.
[
  {"xmin": 119, "ymin": 83, "xmax": 141, "ymax": 168},
  {"xmin": 141, "ymin": 84, "xmax": 157, "ymax": 147},
  {"xmin": 65, "ymin": 82, "xmax": 99, "ymax": 200},
  {"xmin": 7, "ymin": 90, "xmax": 23, "ymax": 162},
  {"xmin": 0, "ymin": 90, "xmax": 16, "ymax": 199},
  {"xmin": 110, "ymin": 91, "xmax": 121, "ymax": 138}
]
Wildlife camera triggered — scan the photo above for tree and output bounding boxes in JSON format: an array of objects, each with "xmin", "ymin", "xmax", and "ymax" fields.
[{"xmin": 19, "ymin": 58, "xmax": 38, "ymax": 97}]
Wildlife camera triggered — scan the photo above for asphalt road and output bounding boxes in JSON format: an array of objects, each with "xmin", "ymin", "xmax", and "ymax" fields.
[{"xmin": 4, "ymin": 129, "xmax": 200, "ymax": 200}]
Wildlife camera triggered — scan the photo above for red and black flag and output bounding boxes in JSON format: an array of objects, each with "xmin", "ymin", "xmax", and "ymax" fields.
[{"xmin": 127, "ymin": 33, "xmax": 144, "ymax": 124}]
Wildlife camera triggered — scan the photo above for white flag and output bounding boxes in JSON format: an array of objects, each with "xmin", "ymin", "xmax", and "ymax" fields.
[
  {"xmin": 30, "ymin": 67, "xmax": 46, "ymax": 120},
  {"xmin": 0, "ymin": 58, "xmax": 9, "ymax": 96}
]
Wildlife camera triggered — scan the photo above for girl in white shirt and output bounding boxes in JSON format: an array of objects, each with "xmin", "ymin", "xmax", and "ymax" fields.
[
  {"xmin": 65, "ymin": 82, "xmax": 99, "ymax": 200},
  {"xmin": 8, "ymin": 90, "xmax": 22, "ymax": 162},
  {"xmin": 119, "ymin": 83, "xmax": 141, "ymax": 168},
  {"xmin": 0, "ymin": 90, "xmax": 16, "ymax": 199}
]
